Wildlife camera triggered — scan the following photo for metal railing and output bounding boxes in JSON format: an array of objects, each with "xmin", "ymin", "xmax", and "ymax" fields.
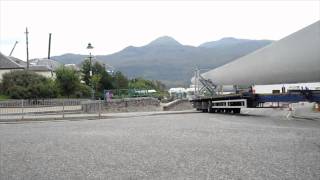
[
  {"xmin": 104, "ymin": 89, "xmax": 159, "ymax": 99},
  {"xmin": 0, "ymin": 99, "xmax": 104, "ymax": 121}
]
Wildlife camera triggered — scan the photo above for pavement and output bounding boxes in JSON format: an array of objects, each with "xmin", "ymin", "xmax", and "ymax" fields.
[
  {"xmin": 0, "ymin": 111, "xmax": 320, "ymax": 179},
  {"xmin": 1, "ymin": 102, "xmax": 318, "ymax": 122},
  {"xmin": 0, "ymin": 110, "xmax": 197, "ymax": 123},
  {"xmin": 291, "ymin": 102, "xmax": 320, "ymax": 120}
]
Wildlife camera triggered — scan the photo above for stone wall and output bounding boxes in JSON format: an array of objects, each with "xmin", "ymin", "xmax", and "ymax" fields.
[{"xmin": 103, "ymin": 97, "xmax": 161, "ymax": 112}]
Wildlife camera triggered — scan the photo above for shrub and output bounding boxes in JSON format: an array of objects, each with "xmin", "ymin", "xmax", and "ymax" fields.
[
  {"xmin": 55, "ymin": 67, "xmax": 81, "ymax": 98},
  {"xmin": 1, "ymin": 70, "xmax": 58, "ymax": 99}
]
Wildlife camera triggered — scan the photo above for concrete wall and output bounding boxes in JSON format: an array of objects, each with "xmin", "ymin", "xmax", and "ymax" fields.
[
  {"xmin": 34, "ymin": 71, "xmax": 55, "ymax": 79},
  {"xmin": 163, "ymin": 99, "xmax": 194, "ymax": 111},
  {"xmin": 103, "ymin": 97, "xmax": 161, "ymax": 112}
]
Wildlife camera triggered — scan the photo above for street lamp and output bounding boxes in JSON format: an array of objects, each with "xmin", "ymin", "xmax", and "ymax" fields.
[{"xmin": 87, "ymin": 43, "xmax": 94, "ymax": 99}]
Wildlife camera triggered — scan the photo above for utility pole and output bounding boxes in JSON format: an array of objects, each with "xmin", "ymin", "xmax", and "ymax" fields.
[
  {"xmin": 48, "ymin": 33, "xmax": 52, "ymax": 59},
  {"xmin": 87, "ymin": 43, "xmax": 94, "ymax": 99},
  {"xmin": 25, "ymin": 27, "xmax": 29, "ymax": 70},
  {"xmin": 9, "ymin": 41, "xmax": 18, "ymax": 56}
]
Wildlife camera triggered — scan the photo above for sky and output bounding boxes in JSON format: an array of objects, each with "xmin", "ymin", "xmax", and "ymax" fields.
[{"xmin": 0, "ymin": 0, "xmax": 319, "ymax": 60}]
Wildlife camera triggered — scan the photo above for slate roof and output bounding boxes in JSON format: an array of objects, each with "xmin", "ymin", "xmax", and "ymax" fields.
[
  {"xmin": 30, "ymin": 58, "xmax": 62, "ymax": 70},
  {"xmin": 28, "ymin": 65, "xmax": 53, "ymax": 71},
  {"xmin": 8, "ymin": 56, "xmax": 27, "ymax": 67},
  {"xmin": 0, "ymin": 52, "xmax": 24, "ymax": 69}
]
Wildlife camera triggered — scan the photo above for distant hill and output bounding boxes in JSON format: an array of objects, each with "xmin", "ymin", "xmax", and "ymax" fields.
[{"xmin": 51, "ymin": 37, "xmax": 273, "ymax": 87}]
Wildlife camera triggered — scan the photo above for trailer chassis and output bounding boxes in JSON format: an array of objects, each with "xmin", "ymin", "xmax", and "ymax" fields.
[{"xmin": 191, "ymin": 90, "xmax": 320, "ymax": 114}]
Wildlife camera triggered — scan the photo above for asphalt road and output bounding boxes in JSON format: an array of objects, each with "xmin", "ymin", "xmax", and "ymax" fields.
[{"xmin": 1, "ymin": 112, "xmax": 320, "ymax": 180}]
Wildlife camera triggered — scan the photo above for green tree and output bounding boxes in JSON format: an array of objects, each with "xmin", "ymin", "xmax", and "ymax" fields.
[
  {"xmin": 99, "ymin": 71, "xmax": 114, "ymax": 90},
  {"xmin": 92, "ymin": 61, "xmax": 105, "ymax": 75},
  {"xmin": 128, "ymin": 78, "xmax": 166, "ymax": 91},
  {"xmin": 81, "ymin": 60, "xmax": 106, "ymax": 85},
  {"xmin": 80, "ymin": 60, "xmax": 114, "ymax": 94},
  {"xmin": 91, "ymin": 74, "xmax": 102, "ymax": 92},
  {"xmin": 55, "ymin": 67, "xmax": 81, "ymax": 98},
  {"xmin": 80, "ymin": 59, "xmax": 92, "ymax": 86},
  {"xmin": 74, "ymin": 83, "xmax": 91, "ymax": 98},
  {"xmin": 113, "ymin": 71, "xmax": 128, "ymax": 89},
  {"xmin": 128, "ymin": 78, "xmax": 168, "ymax": 99},
  {"xmin": 1, "ymin": 70, "xmax": 58, "ymax": 99}
]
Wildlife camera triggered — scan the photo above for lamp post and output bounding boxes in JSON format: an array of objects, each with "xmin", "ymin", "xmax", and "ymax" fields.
[{"xmin": 87, "ymin": 43, "xmax": 94, "ymax": 99}]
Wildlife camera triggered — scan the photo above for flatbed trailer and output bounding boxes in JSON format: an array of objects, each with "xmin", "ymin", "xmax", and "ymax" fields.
[{"xmin": 190, "ymin": 90, "xmax": 320, "ymax": 114}]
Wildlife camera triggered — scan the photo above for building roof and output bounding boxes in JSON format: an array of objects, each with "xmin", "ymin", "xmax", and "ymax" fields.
[
  {"xmin": 8, "ymin": 56, "xmax": 27, "ymax": 67},
  {"xmin": 0, "ymin": 52, "xmax": 53, "ymax": 72},
  {"xmin": 28, "ymin": 65, "xmax": 53, "ymax": 71},
  {"xmin": 30, "ymin": 58, "xmax": 62, "ymax": 70},
  {"xmin": 0, "ymin": 52, "xmax": 24, "ymax": 69}
]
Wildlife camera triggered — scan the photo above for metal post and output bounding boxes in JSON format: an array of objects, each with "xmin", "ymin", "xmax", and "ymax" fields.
[
  {"xmin": 21, "ymin": 99, "xmax": 24, "ymax": 120},
  {"xmin": 62, "ymin": 99, "xmax": 65, "ymax": 119},
  {"xmin": 48, "ymin": 33, "xmax": 52, "ymax": 59},
  {"xmin": 98, "ymin": 100, "xmax": 101, "ymax": 119},
  {"xmin": 25, "ymin": 27, "xmax": 29, "ymax": 70},
  {"xmin": 194, "ymin": 69, "xmax": 197, "ymax": 97},
  {"xmin": 89, "ymin": 53, "xmax": 95, "ymax": 100}
]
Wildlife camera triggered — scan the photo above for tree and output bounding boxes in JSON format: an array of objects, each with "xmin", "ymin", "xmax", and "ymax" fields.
[
  {"xmin": 113, "ymin": 71, "xmax": 128, "ymax": 89},
  {"xmin": 92, "ymin": 61, "xmax": 105, "ymax": 75},
  {"xmin": 99, "ymin": 71, "xmax": 114, "ymax": 90},
  {"xmin": 128, "ymin": 77, "xmax": 168, "ymax": 100},
  {"xmin": 81, "ymin": 60, "xmax": 106, "ymax": 85},
  {"xmin": 91, "ymin": 74, "xmax": 102, "ymax": 92},
  {"xmin": 55, "ymin": 67, "xmax": 81, "ymax": 98},
  {"xmin": 1, "ymin": 70, "xmax": 58, "ymax": 99},
  {"xmin": 128, "ymin": 78, "xmax": 166, "ymax": 91},
  {"xmin": 80, "ymin": 59, "xmax": 91, "ymax": 86},
  {"xmin": 80, "ymin": 60, "xmax": 114, "ymax": 94}
]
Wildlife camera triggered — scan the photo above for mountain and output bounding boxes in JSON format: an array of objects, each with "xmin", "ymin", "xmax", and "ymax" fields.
[
  {"xmin": 51, "ymin": 37, "xmax": 273, "ymax": 87},
  {"xmin": 148, "ymin": 36, "xmax": 182, "ymax": 47}
]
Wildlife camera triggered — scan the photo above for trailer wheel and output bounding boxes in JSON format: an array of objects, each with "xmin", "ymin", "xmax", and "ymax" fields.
[{"xmin": 234, "ymin": 108, "xmax": 241, "ymax": 114}]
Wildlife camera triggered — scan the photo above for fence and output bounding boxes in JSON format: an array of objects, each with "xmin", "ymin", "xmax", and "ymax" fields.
[
  {"xmin": 104, "ymin": 89, "xmax": 159, "ymax": 100},
  {"xmin": 0, "ymin": 99, "xmax": 104, "ymax": 121}
]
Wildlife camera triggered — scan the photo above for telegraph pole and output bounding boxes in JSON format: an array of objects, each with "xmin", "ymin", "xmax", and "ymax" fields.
[
  {"xmin": 48, "ymin": 33, "xmax": 52, "ymax": 59},
  {"xmin": 25, "ymin": 27, "xmax": 29, "ymax": 70}
]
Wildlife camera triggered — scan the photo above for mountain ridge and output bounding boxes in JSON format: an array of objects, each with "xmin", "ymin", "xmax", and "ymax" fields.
[{"xmin": 51, "ymin": 36, "xmax": 273, "ymax": 87}]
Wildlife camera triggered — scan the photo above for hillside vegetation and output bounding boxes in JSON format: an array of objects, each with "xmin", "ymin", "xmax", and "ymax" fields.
[{"xmin": 52, "ymin": 37, "xmax": 273, "ymax": 87}]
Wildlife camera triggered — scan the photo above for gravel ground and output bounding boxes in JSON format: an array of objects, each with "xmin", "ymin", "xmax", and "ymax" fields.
[{"xmin": 0, "ymin": 112, "xmax": 320, "ymax": 180}]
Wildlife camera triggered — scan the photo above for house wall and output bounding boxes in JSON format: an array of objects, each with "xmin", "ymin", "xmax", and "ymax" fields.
[{"xmin": 34, "ymin": 71, "xmax": 55, "ymax": 79}]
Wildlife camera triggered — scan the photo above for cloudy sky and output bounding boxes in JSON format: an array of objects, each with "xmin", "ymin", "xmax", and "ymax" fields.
[{"xmin": 0, "ymin": 0, "xmax": 319, "ymax": 60}]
